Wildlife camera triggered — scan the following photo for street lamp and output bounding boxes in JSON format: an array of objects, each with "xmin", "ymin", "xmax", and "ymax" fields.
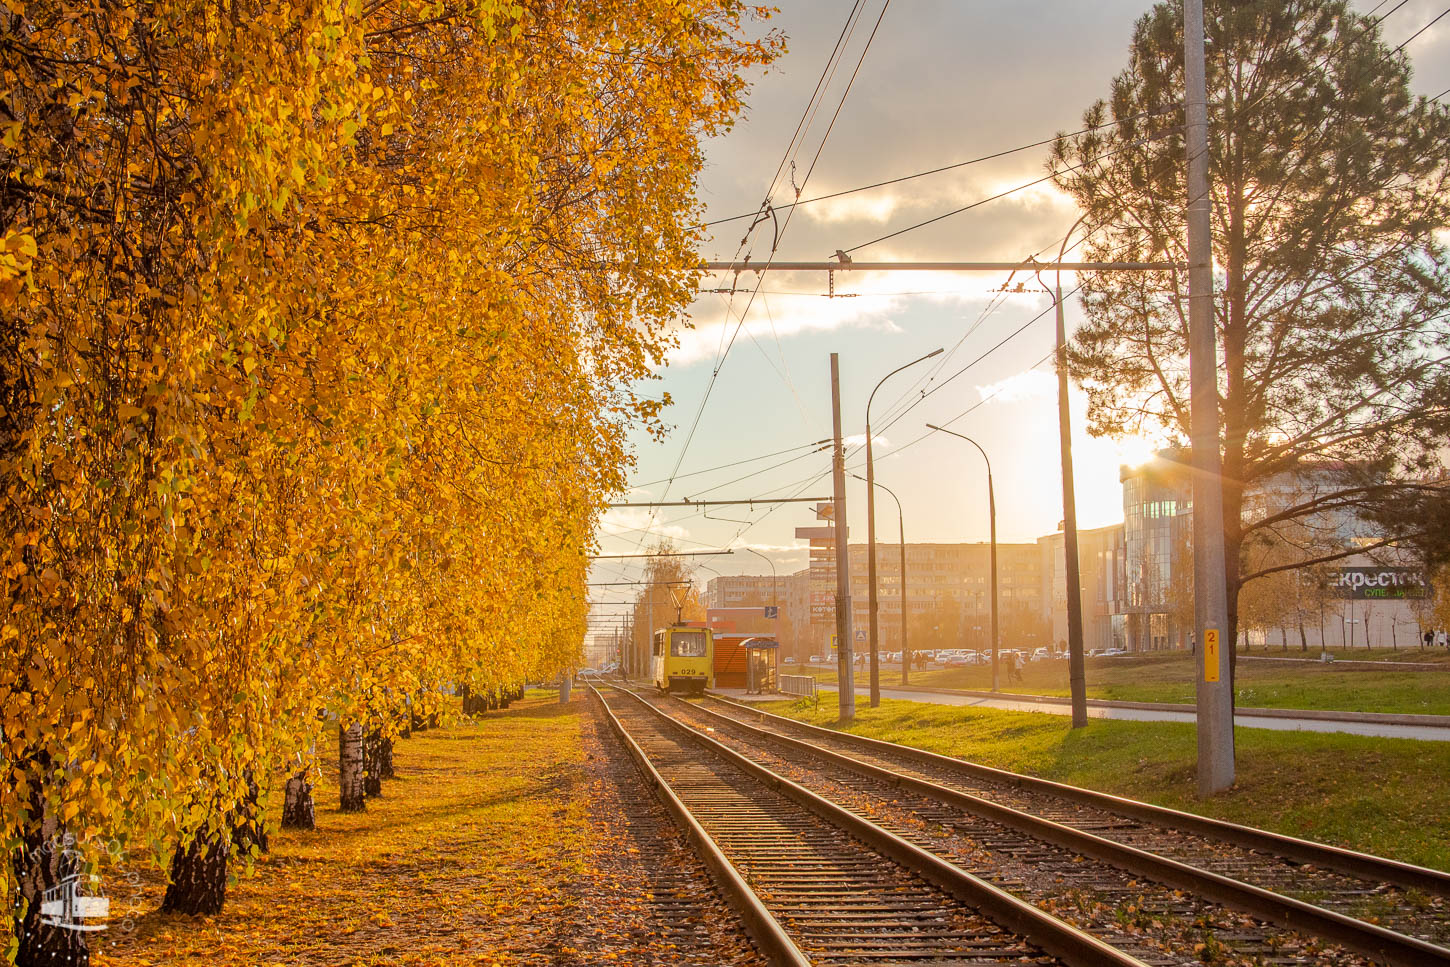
[
  {"xmin": 925, "ymin": 423, "xmax": 999, "ymax": 692},
  {"xmin": 866, "ymin": 347, "xmax": 943, "ymax": 708},
  {"xmin": 743, "ymin": 547, "xmax": 778, "ymax": 609},
  {"xmin": 851, "ymin": 473, "xmax": 911, "ymax": 686}
]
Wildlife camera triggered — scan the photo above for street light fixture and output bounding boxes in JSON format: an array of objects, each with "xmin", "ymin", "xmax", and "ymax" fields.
[
  {"xmin": 865, "ymin": 348, "xmax": 944, "ymax": 708},
  {"xmin": 851, "ymin": 473, "xmax": 911, "ymax": 686},
  {"xmin": 925, "ymin": 423, "xmax": 1000, "ymax": 692},
  {"xmin": 743, "ymin": 547, "xmax": 778, "ymax": 609}
]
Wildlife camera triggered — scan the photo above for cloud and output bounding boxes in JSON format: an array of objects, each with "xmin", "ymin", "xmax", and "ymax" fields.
[
  {"xmin": 733, "ymin": 540, "xmax": 808, "ymax": 554},
  {"xmin": 974, "ymin": 369, "xmax": 1056, "ymax": 404},
  {"xmin": 797, "ymin": 170, "xmax": 1078, "ymax": 230},
  {"xmin": 669, "ymin": 269, "xmax": 1025, "ymax": 367},
  {"xmin": 669, "ymin": 288, "xmax": 905, "ymax": 366},
  {"xmin": 843, "ymin": 432, "xmax": 890, "ymax": 449},
  {"xmin": 599, "ymin": 507, "xmax": 693, "ymax": 543}
]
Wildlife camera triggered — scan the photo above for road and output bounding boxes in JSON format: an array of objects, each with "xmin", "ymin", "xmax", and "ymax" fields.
[{"xmin": 811, "ymin": 684, "xmax": 1450, "ymax": 742}]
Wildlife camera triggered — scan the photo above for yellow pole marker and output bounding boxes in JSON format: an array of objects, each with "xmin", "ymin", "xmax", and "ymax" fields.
[{"xmin": 1204, "ymin": 629, "xmax": 1220, "ymax": 683}]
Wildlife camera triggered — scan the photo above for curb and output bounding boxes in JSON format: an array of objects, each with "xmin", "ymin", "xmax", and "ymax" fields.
[{"xmin": 1241, "ymin": 655, "xmax": 1448, "ymax": 672}]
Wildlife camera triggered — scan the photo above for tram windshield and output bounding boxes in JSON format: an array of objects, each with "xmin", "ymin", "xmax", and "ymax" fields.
[{"xmin": 670, "ymin": 631, "xmax": 707, "ymax": 658}]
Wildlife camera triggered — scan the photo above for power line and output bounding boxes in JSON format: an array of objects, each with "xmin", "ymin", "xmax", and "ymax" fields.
[
  {"xmin": 608, "ymin": 496, "xmax": 831, "ymax": 509},
  {"xmin": 702, "ymin": 106, "xmax": 1180, "ymax": 229},
  {"xmin": 1389, "ymin": 6, "xmax": 1447, "ymax": 55},
  {"xmin": 628, "ymin": 6, "xmax": 870, "ymax": 559},
  {"xmin": 591, "ymin": 550, "xmax": 736, "ymax": 560},
  {"xmin": 793, "ymin": 0, "xmax": 893, "ymax": 196},
  {"xmin": 646, "ymin": 1, "xmax": 891, "ymax": 545},
  {"xmin": 870, "ymin": 292, "xmax": 1071, "ymax": 445},
  {"xmin": 630, "ymin": 439, "xmax": 829, "ymax": 489},
  {"xmin": 838, "ymin": 125, "xmax": 1181, "ymax": 256}
]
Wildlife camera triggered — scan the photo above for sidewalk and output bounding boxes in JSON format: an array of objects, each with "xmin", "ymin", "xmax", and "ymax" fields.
[{"xmin": 743, "ymin": 684, "xmax": 1450, "ymax": 742}]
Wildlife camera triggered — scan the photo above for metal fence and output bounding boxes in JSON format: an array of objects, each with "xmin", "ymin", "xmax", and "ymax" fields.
[{"xmin": 778, "ymin": 674, "xmax": 818, "ymax": 699}]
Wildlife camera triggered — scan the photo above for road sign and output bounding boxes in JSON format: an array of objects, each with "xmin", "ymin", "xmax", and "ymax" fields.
[
  {"xmin": 854, "ymin": 629, "xmax": 866, "ymax": 641},
  {"xmin": 764, "ymin": 606, "xmax": 778, "ymax": 619},
  {"xmin": 795, "ymin": 526, "xmax": 838, "ymax": 541}
]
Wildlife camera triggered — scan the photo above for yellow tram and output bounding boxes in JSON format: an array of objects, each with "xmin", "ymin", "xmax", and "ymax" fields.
[{"xmin": 651, "ymin": 626, "xmax": 714, "ymax": 694}]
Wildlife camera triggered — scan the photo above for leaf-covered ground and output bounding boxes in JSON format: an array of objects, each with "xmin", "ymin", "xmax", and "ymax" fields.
[{"xmin": 93, "ymin": 691, "xmax": 761, "ymax": 966}]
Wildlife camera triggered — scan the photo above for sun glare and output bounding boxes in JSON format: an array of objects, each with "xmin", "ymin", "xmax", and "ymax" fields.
[{"xmin": 1113, "ymin": 435, "xmax": 1160, "ymax": 469}]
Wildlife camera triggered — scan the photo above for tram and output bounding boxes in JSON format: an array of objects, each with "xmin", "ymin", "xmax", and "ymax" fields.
[{"xmin": 651, "ymin": 625, "xmax": 714, "ymax": 694}]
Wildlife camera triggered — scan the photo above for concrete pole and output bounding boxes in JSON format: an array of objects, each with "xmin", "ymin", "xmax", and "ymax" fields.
[
  {"xmin": 1184, "ymin": 0, "xmax": 1235, "ymax": 795},
  {"xmin": 1054, "ymin": 272, "xmax": 1090, "ymax": 728},
  {"xmin": 830, "ymin": 353, "xmax": 856, "ymax": 722}
]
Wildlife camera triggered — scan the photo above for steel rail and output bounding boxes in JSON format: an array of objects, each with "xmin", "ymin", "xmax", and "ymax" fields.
[
  {"xmin": 587, "ymin": 684, "xmax": 810, "ymax": 967},
  {"xmin": 707, "ymin": 691, "xmax": 1450, "ymax": 897},
  {"xmin": 606, "ymin": 683, "xmax": 1150, "ymax": 967},
  {"xmin": 684, "ymin": 694, "xmax": 1450, "ymax": 967}
]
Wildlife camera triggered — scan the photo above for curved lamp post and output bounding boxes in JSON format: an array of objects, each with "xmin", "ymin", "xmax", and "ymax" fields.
[
  {"xmin": 743, "ymin": 546, "xmax": 778, "ymax": 610},
  {"xmin": 865, "ymin": 348, "xmax": 943, "ymax": 707},
  {"xmin": 852, "ymin": 473, "xmax": 911, "ymax": 686},
  {"xmin": 925, "ymin": 423, "xmax": 999, "ymax": 692}
]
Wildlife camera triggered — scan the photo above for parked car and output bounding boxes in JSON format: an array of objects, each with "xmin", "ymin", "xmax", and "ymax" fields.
[
  {"xmin": 1102, "ymin": 647, "xmax": 1129, "ymax": 657},
  {"xmin": 783, "ymin": 656, "xmax": 798, "ymax": 665},
  {"xmin": 808, "ymin": 655, "xmax": 824, "ymax": 664},
  {"xmin": 1031, "ymin": 647, "xmax": 1051, "ymax": 662}
]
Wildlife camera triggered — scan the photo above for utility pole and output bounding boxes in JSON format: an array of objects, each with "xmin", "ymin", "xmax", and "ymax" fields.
[
  {"xmin": 645, "ymin": 586, "xmax": 653, "ymax": 683},
  {"xmin": 1052, "ymin": 259, "xmax": 1089, "ymax": 728},
  {"xmin": 830, "ymin": 353, "xmax": 856, "ymax": 722},
  {"xmin": 1185, "ymin": 0, "xmax": 1234, "ymax": 795}
]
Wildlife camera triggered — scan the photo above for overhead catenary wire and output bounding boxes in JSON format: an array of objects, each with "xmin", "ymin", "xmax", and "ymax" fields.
[
  {"xmin": 636, "ymin": 0, "xmax": 892, "ymax": 558},
  {"xmin": 868, "ymin": 225, "xmax": 1103, "ymax": 435},
  {"xmin": 836, "ymin": 123, "xmax": 1182, "ymax": 257},
  {"xmin": 631, "ymin": 438, "xmax": 831, "ymax": 489},
  {"xmin": 625, "ymin": 2, "xmax": 869, "ymax": 560},
  {"xmin": 702, "ymin": 105, "xmax": 1181, "ymax": 229},
  {"xmin": 612, "ymin": 1, "xmax": 1450, "ymax": 570}
]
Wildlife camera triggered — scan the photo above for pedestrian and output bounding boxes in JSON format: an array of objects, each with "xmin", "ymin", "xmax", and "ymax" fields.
[
  {"xmin": 1008, "ymin": 652, "xmax": 1024, "ymax": 684},
  {"xmin": 1426, "ymin": 629, "xmax": 1436, "ymax": 649}
]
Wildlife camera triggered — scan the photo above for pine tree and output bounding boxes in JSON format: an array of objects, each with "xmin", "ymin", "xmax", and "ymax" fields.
[{"xmin": 1051, "ymin": 0, "xmax": 1450, "ymax": 671}]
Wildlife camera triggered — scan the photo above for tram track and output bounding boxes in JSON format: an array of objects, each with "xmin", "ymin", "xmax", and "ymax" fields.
[
  {"xmin": 684, "ymin": 690, "xmax": 1450, "ymax": 966},
  {"xmin": 590, "ymin": 681, "xmax": 1149, "ymax": 967}
]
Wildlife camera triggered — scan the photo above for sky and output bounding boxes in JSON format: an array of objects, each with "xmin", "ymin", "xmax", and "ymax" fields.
[{"xmin": 586, "ymin": 0, "xmax": 1450, "ymax": 641}]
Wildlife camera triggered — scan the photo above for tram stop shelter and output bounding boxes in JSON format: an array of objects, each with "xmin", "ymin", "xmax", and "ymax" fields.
[{"xmin": 713, "ymin": 633, "xmax": 779, "ymax": 693}]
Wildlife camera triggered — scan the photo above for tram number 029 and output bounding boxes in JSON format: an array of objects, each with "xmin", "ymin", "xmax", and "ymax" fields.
[{"xmin": 652, "ymin": 628, "xmax": 714, "ymax": 695}]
